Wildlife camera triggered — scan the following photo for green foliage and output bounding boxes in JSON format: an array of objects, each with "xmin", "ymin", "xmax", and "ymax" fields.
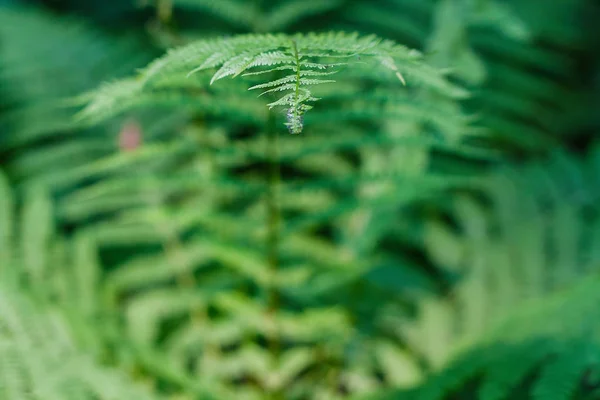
[
  {"xmin": 1, "ymin": 0, "xmax": 599, "ymax": 399},
  {"xmin": 0, "ymin": 283, "xmax": 162, "ymax": 400},
  {"xmin": 0, "ymin": 172, "xmax": 160, "ymax": 400},
  {"xmin": 148, "ymin": 0, "xmax": 345, "ymax": 32},
  {"xmin": 409, "ymin": 145, "xmax": 600, "ymax": 369},
  {"xmin": 0, "ymin": 5, "xmax": 164, "ymax": 190},
  {"xmin": 344, "ymin": 0, "xmax": 595, "ymax": 149},
  {"xmin": 77, "ymin": 31, "xmax": 465, "ymax": 135},
  {"xmin": 402, "ymin": 274, "xmax": 600, "ymax": 400}
]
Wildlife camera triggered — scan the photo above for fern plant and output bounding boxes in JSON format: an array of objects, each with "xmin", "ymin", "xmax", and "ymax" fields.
[
  {"xmin": 2, "ymin": 1, "xmax": 599, "ymax": 400},
  {"xmin": 69, "ymin": 28, "xmax": 474, "ymax": 399}
]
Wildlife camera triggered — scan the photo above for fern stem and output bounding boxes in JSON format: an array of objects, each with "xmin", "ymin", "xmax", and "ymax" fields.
[
  {"xmin": 285, "ymin": 38, "xmax": 305, "ymax": 134},
  {"xmin": 265, "ymin": 109, "xmax": 283, "ymax": 398}
]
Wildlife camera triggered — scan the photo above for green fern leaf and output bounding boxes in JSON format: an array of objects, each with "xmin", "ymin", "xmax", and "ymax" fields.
[
  {"xmin": 78, "ymin": 32, "xmax": 464, "ymax": 134},
  {"xmin": 0, "ymin": 283, "xmax": 161, "ymax": 400}
]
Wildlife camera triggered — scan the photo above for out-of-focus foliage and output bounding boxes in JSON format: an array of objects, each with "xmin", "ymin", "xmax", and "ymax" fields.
[
  {"xmin": 0, "ymin": 173, "xmax": 160, "ymax": 400},
  {"xmin": 0, "ymin": 0, "xmax": 599, "ymax": 399},
  {"xmin": 411, "ymin": 144, "xmax": 600, "ymax": 368},
  {"xmin": 364, "ymin": 273, "xmax": 600, "ymax": 400},
  {"xmin": 0, "ymin": 280, "xmax": 161, "ymax": 399}
]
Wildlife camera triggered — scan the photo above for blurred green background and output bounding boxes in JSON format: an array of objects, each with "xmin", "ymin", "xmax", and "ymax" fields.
[{"xmin": 1, "ymin": 0, "xmax": 600, "ymax": 399}]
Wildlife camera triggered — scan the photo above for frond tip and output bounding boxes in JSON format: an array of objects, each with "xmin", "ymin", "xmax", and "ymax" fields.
[{"xmin": 79, "ymin": 32, "xmax": 463, "ymax": 134}]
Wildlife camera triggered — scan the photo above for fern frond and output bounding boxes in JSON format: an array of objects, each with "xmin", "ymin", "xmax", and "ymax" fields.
[
  {"xmin": 3, "ymin": 1, "xmax": 598, "ymax": 400},
  {"xmin": 344, "ymin": 0, "xmax": 590, "ymax": 150},
  {"xmin": 0, "ymin": 282, "xmax": 161, "ymax": 400},
  {"xmin": 410, "ymin": 275, "xmax": 600, "ymax": 400},
  {"xmin": 408, "ymin": 145, "xmax": 600, "ymax": 370},
  {"xmin": 78, "ymin": 32, "xmax": 464, "ymax": 134}
]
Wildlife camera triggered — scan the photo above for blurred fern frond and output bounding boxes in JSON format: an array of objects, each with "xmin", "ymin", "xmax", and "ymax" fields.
[
  {"xmin": 343, "ymin": 0, "xmax": 594, "ymax": 150},
  {"xmin": 0, "ymin": 5, "xmax": 168, "ymax": 190},
  {"xmin": 402, "ymin": 143, "xmax": 600, "ymax": 370},
  {"xmin": 0, "ymin": 172, "xmax": 161, "ymax": 399},
  {"xmin": 0, "ymin": 282, "xmax": 163, "ymax": 400},
  {"xmin": 364, "ymin": 273, "xmax": 600, "ymax": 400}
]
